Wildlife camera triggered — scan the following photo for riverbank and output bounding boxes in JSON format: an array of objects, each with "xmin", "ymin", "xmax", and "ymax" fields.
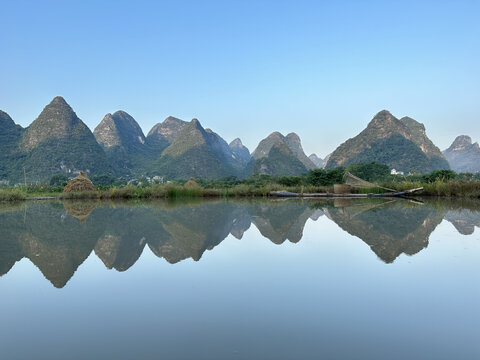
[
  {"xmin": 0, "ymin": 183, "xmax": 321, "ymax": 201},
  {"xmin": 2, "ymin": 179, "xmax": 480, "ymax": 202}
]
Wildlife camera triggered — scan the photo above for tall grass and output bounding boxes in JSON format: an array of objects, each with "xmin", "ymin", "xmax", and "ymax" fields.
[
  {"xmin": 59, "ymin": 183, "xmax": 221, "ymax": 200},
  {"xmin": 0, "ymin": 188, "xmax": 25, "ymax": 201},
  {"xmin": 384, "ymin": 180, "xmax": 480, "ymax": 198}
]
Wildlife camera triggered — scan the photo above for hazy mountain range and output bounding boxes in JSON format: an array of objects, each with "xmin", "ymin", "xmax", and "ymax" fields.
[
  {"xmin": 0, "ymin": 97, "xmax": 477, "ymax": 183},
  {"xmin": 442, "ymin": 135, "xmax": 480, "ymax": 173}
]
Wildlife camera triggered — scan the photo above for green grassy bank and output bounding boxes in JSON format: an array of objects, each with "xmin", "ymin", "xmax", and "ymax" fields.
[
  {"xmin": 2, "ymin": 180, "xmax": 480, "ymax": 202},
  {"xmin": 0, "ymin": 183, "xmax": 333, "ymax": 201}
]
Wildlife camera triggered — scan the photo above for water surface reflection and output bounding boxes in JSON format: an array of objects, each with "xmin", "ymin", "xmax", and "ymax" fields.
[{"xmin": 1, "ymin": 198, "xmax": 479, "ymax": 288}]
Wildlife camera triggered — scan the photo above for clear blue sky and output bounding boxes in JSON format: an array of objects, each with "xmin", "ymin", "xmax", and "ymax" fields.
[{"xmin": 1, "ymin": 0, "xmax": 479, "ymax": 157}]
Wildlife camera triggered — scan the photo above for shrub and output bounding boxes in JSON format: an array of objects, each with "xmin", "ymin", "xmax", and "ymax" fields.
[
  {"xmin": 306, "ymin": 168, "xmax": 344, "ymax": 186},
  {"xmin": 49, "ymin": 174, "xmax": 69, "ymax": 187}
]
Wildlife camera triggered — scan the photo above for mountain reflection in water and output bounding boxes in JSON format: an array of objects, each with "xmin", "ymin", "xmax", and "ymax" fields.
[{"xmin": 1, "ymin": 198, "xmax": 479, "ymax": 288}]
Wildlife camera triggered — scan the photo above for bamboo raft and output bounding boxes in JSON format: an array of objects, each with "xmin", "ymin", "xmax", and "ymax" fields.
[{"xmin": 270, "ymin": 187, "xmax": 424, "ymax": 198}]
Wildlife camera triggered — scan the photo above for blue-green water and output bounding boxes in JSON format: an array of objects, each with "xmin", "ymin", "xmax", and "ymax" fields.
[{"xmin": 0, "ymin": 198, "xmax": 479, "ymax": 359}]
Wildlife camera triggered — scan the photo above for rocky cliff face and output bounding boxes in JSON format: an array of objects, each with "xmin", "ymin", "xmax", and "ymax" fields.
[
  {"xmin": 284, "ymin": 133, "xmax": 317, "ymax": 170},
  {"xmin": 325, "ymin": 110, "xmax": 450, "ymax": 173},
  {"xmin": 94, "ymin": 111, "xmax": 151, "ymax": 175},
  {"xmin": 399, "ymin": 116, "xmax": 440, "ymax": 157},
  {"xmin": 443, "ymin": 135, "xmax": 480, "ymax": 173},
  {"xmin": 146, "ymin": 116, "xmax": 187, "ymax": 152},
  {"xmin": 0, "ymin": 110, "xmax": 24, "ymax": 181},
  {"xmin": 94, "ymin": 111, "xmax": 146, "ymax": 149}
]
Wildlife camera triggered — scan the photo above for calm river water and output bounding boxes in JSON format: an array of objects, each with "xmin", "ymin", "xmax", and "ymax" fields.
[{"xmin": 1, "ymin": 198, "xmax": 479, "ymax": 359}]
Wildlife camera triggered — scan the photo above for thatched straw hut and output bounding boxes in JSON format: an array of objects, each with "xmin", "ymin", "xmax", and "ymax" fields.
[
  {"xmin": 63, "ymin": 171, "xmax": 96, "ymax": 193},
  {"xmin": 333, "ymin": 184, "xmax": 351, "ymax": 194},
  {"xmin": 184, "ymin": 178, "xmax": 201, "ymax": 189}
]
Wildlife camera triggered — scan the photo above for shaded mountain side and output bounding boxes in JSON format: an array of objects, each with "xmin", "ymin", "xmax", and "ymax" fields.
[
  {"xmin": 250, "ymin": 131, "xmax": 315, "ymax": 175},
  {"xmin": 443, "ymin": 135, "xmax": 480, "ymax": 173},
  {"xmin": 326, "ymin": 110, "xmax": 449, "ymax": 173},
  {"xmin": 204, "ymin": 128, "xmax": 246, "ymax": 176},
  {"xmin": 146, "ymin": 116, "xmax": 187, "ymax": 154},
  {"xmin": 308, "ymin": 154, "xmax": 325, "ymax": 168},
  {"xmin": 251, "ymin": 141, "xmax": 308, "ymax": 176},
  {"xmin": 19, "ymin": 97, "xmax": 111, "ymax": 181},
  {"xmin": 343, "ymin": 134, "xmax": 436, "ymax": 173},
  {"xmin": 99, "ymin": 144, "xmax": 155, "ymax": 176},
  {"xmin": 0, "ymin": 110, "xmax": 24, "ymax": 182},
  {"xmin": 157, "ymin": 146, "xmax": 235, "ymax": 179},
  {"xmin": 154, "ymin": 119, "xmax": 246, "ymax": 179},
  {"xmin": 324, "ymin": 200, "xmax": 446, "ymax": 263},
  {"xmin": 21, "ymin": 137, "xmax": 111, "ymax": 181},
  {"xmin": 229, "ymin": 138, "xmax": 251, "ymax": 167}
]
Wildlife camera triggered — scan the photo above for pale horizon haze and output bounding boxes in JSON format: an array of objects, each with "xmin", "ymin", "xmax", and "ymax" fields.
[{"xmin": 1, "ymin": 0, "xmax": 479, "ymax": 158}]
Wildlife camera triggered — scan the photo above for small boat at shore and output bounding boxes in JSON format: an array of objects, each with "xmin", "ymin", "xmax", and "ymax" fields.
[{"xmin": 270, "ymin": 187, "xmax": 424, "ymax": 198}]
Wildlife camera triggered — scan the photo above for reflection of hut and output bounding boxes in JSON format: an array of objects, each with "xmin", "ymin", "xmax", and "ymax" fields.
[
  {"xmin": 184, "ymin": 178, "xmax": 201, "ymax": 189},
  {"xmin": 334, "ymin": 198, "xmax": 352, "ymax": 208},
  {"xmin": 63, "ymin": 201, "xmax": 96, "ymax": 221},
  {"xmin": 63, "ymin": 172, "xmax": 96, "ymax": 193}
]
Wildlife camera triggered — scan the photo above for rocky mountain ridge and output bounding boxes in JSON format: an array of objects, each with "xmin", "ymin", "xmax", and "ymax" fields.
[{"xmin": 1, "ymin": 98, "xmax": 477, "ymax": 182}]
